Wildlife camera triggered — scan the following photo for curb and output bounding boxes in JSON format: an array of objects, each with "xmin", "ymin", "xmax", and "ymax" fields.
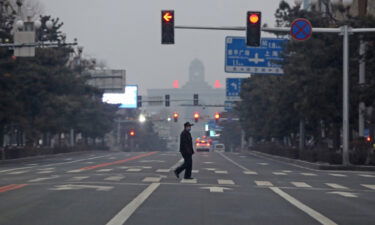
[{"xmin": 246, "ymin": 150, "xmax": 375, "ymax": 171}]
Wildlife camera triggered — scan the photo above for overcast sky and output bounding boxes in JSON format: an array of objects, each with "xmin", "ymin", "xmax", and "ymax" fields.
[{"xmin": 38, "ymin": 0, "xmax": 294, "ymax": 94}]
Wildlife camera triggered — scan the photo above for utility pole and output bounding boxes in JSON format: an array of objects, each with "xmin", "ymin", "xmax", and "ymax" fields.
[{"xmin": 358, "ymin": 0, "xmax": 367, "ymax": 137}]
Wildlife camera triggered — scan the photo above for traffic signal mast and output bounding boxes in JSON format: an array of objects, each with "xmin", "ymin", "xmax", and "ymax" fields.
[
  {"xmin": 246, "ymin": 11, "xmax": 261, "ymax": 47},
  {"xmin": 194, "ymin": 112, "xmax": 200, "ymax": 123},
  {"xmin": 161, "ymin": 10, "xmax": 174, "ymax": 44},
  {"xmin": 173, "ymin": 112, "xmax": 179, "ymax": 122}
]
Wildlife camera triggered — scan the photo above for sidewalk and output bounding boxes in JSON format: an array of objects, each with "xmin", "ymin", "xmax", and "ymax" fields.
[{"xmin": 245, "ymin": 149, "xmax": 375, "ymax": 171}]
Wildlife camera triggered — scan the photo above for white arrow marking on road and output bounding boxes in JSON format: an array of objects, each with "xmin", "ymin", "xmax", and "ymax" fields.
[
  {"xmin": 28, "ymin": 175, "xmax": 59, "ymax": 182},
  {"xmin": 361, "ymin": 184, "xmax": 375, "ymax": 190},
  {"xmin": 328, "ymin": 191, "xmax": 358, "ymax": 198},
  {"xmin": 249, "ymin": 53, "xmax": 265, "ymax": 64},
  {"xmin": 200, "ymin": 186, "xmax": 232, "ymax": 193},
  {"xmin": 50, "ymin": 184, "xmax": 113, "ymax": 191}
]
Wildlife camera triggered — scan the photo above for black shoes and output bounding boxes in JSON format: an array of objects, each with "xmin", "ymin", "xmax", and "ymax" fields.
[{"xmin": 174, "ymin": 170, "xmax": 180, "ymax": 178}]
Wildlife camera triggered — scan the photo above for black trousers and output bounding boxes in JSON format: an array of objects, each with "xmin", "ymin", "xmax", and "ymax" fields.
[{"xmin": 175, "ymin": 153, "xmax": 193, "ymax": 178}]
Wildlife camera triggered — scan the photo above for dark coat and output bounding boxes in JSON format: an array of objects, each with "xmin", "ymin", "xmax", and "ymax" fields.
[{"xmin": 180, "ymin": 129, "xmax": 194, "ymax": 155}]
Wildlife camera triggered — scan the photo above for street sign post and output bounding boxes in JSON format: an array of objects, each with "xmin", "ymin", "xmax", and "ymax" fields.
[
  {"xmin": 226, "ymin": 78, "xmax": 244, "ymax": 98},
  {"xmin": 225, "ymin": 37, "xmax": 286, "ymax": 75},
  {"xmin": 291, "ymin": 18, "xmax": 313, "ymax": 41}
]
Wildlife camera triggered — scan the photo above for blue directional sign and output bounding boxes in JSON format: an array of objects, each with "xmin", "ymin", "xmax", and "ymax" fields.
[
  {"xmin": 226, "ymin": 78, "xmax": 244, "ymax": 97},
  {"xmin": 225, "ymin": 37, "xmax": 286, "ymax": 75},
  {"xmin": 224, "ymin": 101, "xmax": 235, "ymax": 112}
]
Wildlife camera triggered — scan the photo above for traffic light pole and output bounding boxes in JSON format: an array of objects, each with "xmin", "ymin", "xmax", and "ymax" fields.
[{"xmin": 176, "ymin": 24, "xmax": 375, "ymax": 166}]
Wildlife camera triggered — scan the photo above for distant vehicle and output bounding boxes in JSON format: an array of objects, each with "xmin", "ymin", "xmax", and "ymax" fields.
[
  {"xmin": 196, "ymin": 138, "xmax": 211, "ymax": 152},
  {"xmin": 214, "ymin": 143, "xmax": 225, "ymax": 152}
]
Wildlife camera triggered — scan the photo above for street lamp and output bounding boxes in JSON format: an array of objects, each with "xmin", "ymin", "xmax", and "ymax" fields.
[{"xmin": 139, "ymin": 114, "xmax": 146, "ymax": 123}]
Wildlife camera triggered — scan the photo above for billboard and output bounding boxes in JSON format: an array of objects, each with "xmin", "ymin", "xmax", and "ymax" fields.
[{"xmin": 102, "ymin": 85, "xmax": 138, "ymax": 109}]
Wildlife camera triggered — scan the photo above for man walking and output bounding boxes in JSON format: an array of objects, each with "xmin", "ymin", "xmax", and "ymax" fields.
[{"xmin": 174, "ymin": 122, "xmax": 195, "ymax": 179}]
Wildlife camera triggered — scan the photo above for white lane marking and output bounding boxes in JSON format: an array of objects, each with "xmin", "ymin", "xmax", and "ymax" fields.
[
  {"xmin": 328, "ymin": 191, "xmax": 358, "ymax": 198},
  {"xmin": 143, "ymin": 177, "xmax": 161, "ymax": 183},
  {"xmin": 291, "ymin": 182, "xmax": 312, "ymax": 188},
  {"xmin": 8, "ymin": 170, "xmax": 29, "ymax": 175},
  {"xmin": 257, "ymin": 163, "xmax": 269, "ymax": 166},
  {"xmin": 273, "ymin": 172, "xmax": 287, "ymax": 176},
  {"xmin": 156, "ymin": 169, "xmax": 170, "ymax": 173},
  {"xmin": 192, "ymin": 170, "xmax": 199, "ymax": 174},
  {"xmin": 270, "ymin": 187, "xmax": 338, "ymax": 225},
  {"xmin": 0, "ymin": 167, "xmax": 34, "ymax": 173},
  {"xmin": 243, "ymin": 171, "xmax": 258, "ymax": 175},
  {"xmin": 217, "ymin": 179, "xmax": 235, "ymax": 185},
  {"xmin": 325, "ymin": 183, "xmax": 348, "ymax": 190},
  {"xmin": 37, "ymin": 167, "xmax": 55, "ymax": 171},
  {"xmin": 51, "ymin": 184, "xmax": 113, "ymax": 191},
  {"xmin": 28, "ymin": 175, "xmax": 59, "ymax": 182},
  {"xmin": 127, "ymin": 168, "xmax": 142, "ymax": 172},
  {"xmin": 85, "ymin": 162, "xmax": 95, "ymax": 164},
  {"xmin": 97, "ymin": 169, "xmax": 113, "ymax": 172},
  {"xmin": 301, "ymin": 173, "xmax": 317, "ymax": 176},
  {"xmin": 37, "ymin": 171, "xmax": 54, "ymax": 174},
  {"xmin": 205, "ymin": 168, "xmax": 217, "ymax": 171},
  {"xmin": 203, "ymin": 162, "xmax": 214, "ymax": 164},
  {"xmin": 200, "ymin": 186, "xmax": 232, "ymax": 193},
  {"xmin": 181, "ymin": 179, "xmax": 197, "ymax": 184},
  {"xmin": 106, "ymin": 183, "xmax": 160, "ymax": 225},
  {"xmin": 71, "ymin": 176, "xmax": 89, "ymax": 181},
  {"xmin": 169, "ymin": 159, "xmax": 183, "ymax": 170},
  {"xmin": 282, "ymin": 170, "xmax": 293, "ymax": 173},
  {"xmin": 118, "ymin": 166, "xmax": 129, "ymax": 169},
  {"xmin": 139, "ymin": 160, "xmax": 165, "ymax": 163},
  {"xmin": 214, "ymin": 170, "xmax": 228, "ymax": 174},
  {"xmin": 142, "ymin": 166, "xmax": 152, "ymax": 169},
  {"xmin": 359, "ymin": 174, "xmax": 375, "ymax": 178},
  {"xmin": 105, "ymin": 176, "xmax": 125, "ymax": 182},
  {"xmin": 217, "ymin": 152, "xmax": 249, "ymax": 171},
  {"xmin": 362, "ymin": 184, "xmax": 375, "ymax": 190},
  {"xmin": 255, "ymin": 181, "xmax": 273, "ymax": 187},
  {"xmin": 44, "ymin": 155, "xmax": 111, "ymax": 167},
  {"xmin": 329, "ymin": 174, "xmax": 347, "ymax": 177}
]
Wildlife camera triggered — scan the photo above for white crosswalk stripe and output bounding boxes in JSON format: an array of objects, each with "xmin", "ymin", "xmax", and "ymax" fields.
[
  {"xmin": 29, "ymin": 175, "xmax": 59, "ymax": 183},
  {"xmin": 291, "ymin": 182, "xmax": 312, "ymax": 188},
  {"xmin": 215, "ymin": 171, "xmax": 228, "ymax": 174},
  {"xmin": 205, "ymin": 168, "xmax": 216, "ymax": 171},
  {"xmin": 326, "ymin": 183, "xmax": 348, "ymax": 190},
  {"xmin": 71, "ymin": 176, "xmax": 89, "ymax": 181},
  {"xmin": 329, "ymin": 174, "xmax": 347, "ymax": 177},
  {"xmin": 181, "ymin": 179, "xmax": 197, "ymax": 184},
  {"xmin": 255, "ymin": 181, "xmax": 273, "ymax": 187},
  {"xmin": 127, "ymin": 168, "xmax": 142, "ymax": 172},
  {"xmin": 192, "ymin": 170, "xmax": 199, "ymax": 173},
  {"xmin": 301, "ymin": 173, "xmax": 317, "ymax": 176},
  {"xmin": 67, "ymin": 169, "xmax": 83, "ymax": 173},
  {"xmin": 143, "ymin": 177, "xmax": 161, "ymax": 182},
  {"xmin": 8, "ymin": 170, "xmax": 29, "ymax": 175},
  {"xmin": 243, "ymin": 171, "xmax": 258, "ymax": 175},
  {"xmin": 37, "ymin": 171, "xmax": 54, "ymax": 174},
  {"xmin": 217, "ymin": 179, "xmax": 235, "ymax": 185},
  {"xmin": 118, "ymin": 166, "xmax": 129, "ymax": 169},
  {"xmin": 282, "ymin": 170, "xmax": 293, "ymax": 173},
  {"xmin": 156, "ymin": 169, "xmax": 170, "ymax": 173},
  {"xmin": 359, "ymin": 174, "xmax": 375, "ymax": 178},
  {"xmin": 97, "ymin": 169, "xmax": 113, "ymax": 172},
  {"xmin": 362, "ymin": 184, "xmax": 375, "ymax": 190},
  {"xmin": 105, "ymin": 176, "xmax": 125, "ymax": 181},
  {"xmin": 273, "ymin": 172, "xmax": 287, "ymax": 176}
]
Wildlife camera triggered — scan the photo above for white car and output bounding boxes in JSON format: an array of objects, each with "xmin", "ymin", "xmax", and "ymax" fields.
[{"xmin": 214, "ymin": 143, "xmax": 225, "ymax": 152}]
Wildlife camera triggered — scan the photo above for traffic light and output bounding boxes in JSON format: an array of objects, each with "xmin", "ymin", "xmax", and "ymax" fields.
[
  {"xmin": 161, "ymin": 10, "xmax": 174, "ymax": 44},
  {"xmin": 194, "ymin": 94, "xmax": 199, "ymax": 106},
  {"xmin": 173, "ymin": 112, "xmax": 179, "ymax": 122},
  {"xmin": 194, "ymin": 112, "xmax": 200, "ymax": 123},
  {"xmin": 366, "ymin": 136, "xmax": 371, "ymax": 142},
  {"xmin": 137, "ymin": 96, "xmax": 142, "ymax": 108},
  {"xmin": 129, "ymin": 129, "xmax": 136, "ymax": 137},
  {"xmin": 246, "ymin": 11, "xmax": 261, "ymax": 47},
  {"xmin": 165, "ymin": 94, "xmax": 170, "ymax": 107},
  {"xmin": 214, "ymin": 112, "xmax": 220, "ymax": 123}
]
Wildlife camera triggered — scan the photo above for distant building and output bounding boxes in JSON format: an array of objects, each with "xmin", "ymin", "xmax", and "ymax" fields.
[{"xmin": 145, "ymin": 59, "xmax": 225, "ymax": 143}]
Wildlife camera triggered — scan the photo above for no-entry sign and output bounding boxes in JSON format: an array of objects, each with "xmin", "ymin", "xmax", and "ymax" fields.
[{"xmin": 291, "ymin": 18, "xmax": 312, "ymax": 41}]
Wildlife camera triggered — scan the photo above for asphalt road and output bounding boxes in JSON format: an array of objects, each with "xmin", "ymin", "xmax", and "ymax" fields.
[{"xmin": 0, "ymin": 150, "xmax": 374, "ymax": 225}]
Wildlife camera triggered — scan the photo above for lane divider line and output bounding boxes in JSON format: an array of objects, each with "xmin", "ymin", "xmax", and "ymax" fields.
[
  {"xmin": 269, "ymin": 187, "xmax": 338, "ymax": 225},
  {"xmin": 106, "ymin": 183, "xmax": 160, "ymax": 225},
  {"xmin": 0, "ymin": 184, "xmax": 28, "ymax": 193},
  {"xmin": 79, "ymin": 152, "xmax": 158, "ymax": 171}
]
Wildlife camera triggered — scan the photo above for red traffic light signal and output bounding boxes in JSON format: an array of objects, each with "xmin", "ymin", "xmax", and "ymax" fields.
[
  {"xmin": 129, "ymin": 130, "xmax": 136, "ymax": 137},
  {"xmin": 173, "ymin": 112, "xmax": 179, "ymax": 122},
  {"xmin": 214, "ymin": 112, "xmax": 220, "ymax": 122},
  {"xmin": 366, "ymin": 136, "xmax": 371, "ymax": 142},
  {"xmin": 194, "ymin": 112, "xmax": 200, "ymax": 123},
  {"xmin": 161, "ymin": 10, "xmax": 174, "ymax": 44},
  {"xmin": 246, "ymin": 11, "xmax": 261, "ymax": 47}
]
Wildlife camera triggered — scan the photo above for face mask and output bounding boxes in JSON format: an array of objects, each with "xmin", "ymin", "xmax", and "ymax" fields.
[{"xmin": 186, "ymin": 127, "xmax": 191, "ymax": 132}]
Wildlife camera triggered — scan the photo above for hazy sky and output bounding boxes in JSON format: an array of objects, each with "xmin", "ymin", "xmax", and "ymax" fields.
[{"xmin": 38, "ymin": 0, "xmax": 294, "ymax": 94}]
